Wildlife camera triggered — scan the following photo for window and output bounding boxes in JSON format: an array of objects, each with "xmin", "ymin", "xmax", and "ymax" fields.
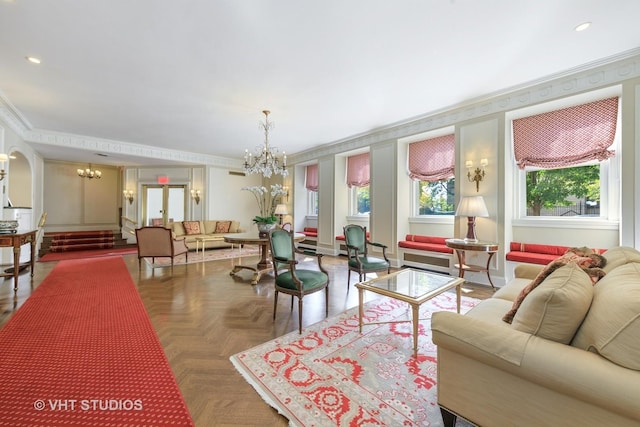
[
  {"xmin": 512, "ymin": 95, "xmax": 619, "ymax": 220},
  {"xmin": 408, "ymin": 133, "xmax": 455, "ymax": 216},
  {"xmin": 305, "ymin": 164, "xmax": 318, "ymax": 216},
  {"xmin": 416, "ymin": 178, "xmax": 455, "ymax": 215},
  {"xmin": 347, "ymin": 153, "xmax": 370, "ymax": 216}
]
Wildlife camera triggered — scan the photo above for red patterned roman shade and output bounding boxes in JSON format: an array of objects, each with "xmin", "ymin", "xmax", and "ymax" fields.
[
  {"xmin": 408, "ymin": 134, "xmax": 455, "ymax": 181},
  {"xmin": 513, "ymin": 97, "xmax": 618, "ymax": 170},
  {"xmin": 346, "ymin": 153, "xmax": 370, "ymax": 188},
  {"xmin": 305, "ymin": 164, "xmax": 318, "ymax": 192}
]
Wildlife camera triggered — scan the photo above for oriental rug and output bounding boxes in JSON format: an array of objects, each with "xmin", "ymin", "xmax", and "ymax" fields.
[
  {"xmin": 230, "ymin": 292, "xmax": 479, "ymax": 427},
  {"xmin": 0, "ymin": 256, "xmax": 194, "ymax": 426},
  {"xmin": 145, "ymin": 245, "xmax": 260, "ymax": 267}
]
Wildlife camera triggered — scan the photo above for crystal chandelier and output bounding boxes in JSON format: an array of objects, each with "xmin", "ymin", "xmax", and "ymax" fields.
[
  {"xmin": 77, "ymin": 164, "xmax": 102, "ymax": 179},
  {"xmin": 243, "ymin": 110, "xmax": 288, "ymax": 178}
]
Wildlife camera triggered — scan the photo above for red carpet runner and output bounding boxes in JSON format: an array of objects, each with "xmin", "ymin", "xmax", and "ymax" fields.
[{"xmin": 0, "ymin": 256, "xmax": 194, "ymax": 426}]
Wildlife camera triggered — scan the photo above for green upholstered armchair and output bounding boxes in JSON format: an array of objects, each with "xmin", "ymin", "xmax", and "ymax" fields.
[
  {"xmin": 343, "ymin": 224, "xmax": 390, "ymax": 286},
  {"xmin": 268, "ymin": 228, "xmax": 329, "ymax": 333}
]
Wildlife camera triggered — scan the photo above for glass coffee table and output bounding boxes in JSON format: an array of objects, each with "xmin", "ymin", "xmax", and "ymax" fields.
[{"xmin": 355, "ymin": 268, "xmax": 464, "ymax": 358}]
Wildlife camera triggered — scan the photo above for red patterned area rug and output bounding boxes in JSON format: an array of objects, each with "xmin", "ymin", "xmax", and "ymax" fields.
[
  {"xmin": 230, "ymin": 293, "xmax": 478, "ymax": 427},
  {"xmin": 146, "ymin": 246, "xmax": 260, "ymax": 266},
  {"xmin": 0, "ymin": 256, "xmax": 194, "ymax": 426}
]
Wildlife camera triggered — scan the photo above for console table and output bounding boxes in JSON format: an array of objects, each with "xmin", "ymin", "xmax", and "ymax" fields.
[
  {"xmin": 445, "ymin": 238, "xmax": 498, "ymax": 289},
  {"xmin": 0, "ymin": 229, "xmax": 37, "ymax": 291}
]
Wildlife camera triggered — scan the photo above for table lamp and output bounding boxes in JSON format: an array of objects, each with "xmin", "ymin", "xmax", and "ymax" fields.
[
  {"xmin": 274, "ymin": 204, "xmax": 288, "ymax": 225},
  {"xmin": 455, "ymin": 196, "xmax": 489, "ymax": 242}
]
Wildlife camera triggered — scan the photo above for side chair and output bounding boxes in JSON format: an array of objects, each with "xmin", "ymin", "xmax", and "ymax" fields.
[
  {"xmin": 268, "ymin": 228, "xmax": 329, "ymax": 333},
  {"xmin": 343, "ymin": 224, "xmax": 390, "ymax": 287},
  {"xmin": 135, "ymin": 226, "xmax": 189, "ymax": 274}
]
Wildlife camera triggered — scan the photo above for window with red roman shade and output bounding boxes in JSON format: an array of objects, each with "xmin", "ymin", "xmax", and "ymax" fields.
[
  {"xmin": 346, "ymin": 152, "xmax": 369, "ymax": 188},
  {"xmin": 408, "ymin": 134, "xmax": 455, "ymax": 181},
  {"xmin": 513, "ymin": 97, "xmax": 618, "ymax": 170},
  {"xmin": 305, "ymin": 164, "xmax": 318, "ymax": 192}
]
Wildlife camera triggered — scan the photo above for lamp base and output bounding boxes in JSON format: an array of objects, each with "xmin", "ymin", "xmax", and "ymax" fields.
[{"xmin": 465, "ymin": 216, "xmax": 478, "ymax": 242}]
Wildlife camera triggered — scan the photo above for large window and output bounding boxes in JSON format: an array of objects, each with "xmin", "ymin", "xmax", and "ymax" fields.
[
  {"xmin": 512, "ymin": 94, "xmax": 619, "ymax": 220},
  {"xmin": 408, "ymin": 133, "xmax": 455, "ymax": 216},
  {"xmin": 347, "ymin": 153, "xmax": 370, "ymax": 216},
  {"xmin": 305, "ymin": 164, "xmax": 318, "ymax": 216}
]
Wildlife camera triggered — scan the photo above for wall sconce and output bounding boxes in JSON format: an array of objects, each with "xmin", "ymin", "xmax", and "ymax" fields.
[
  {"xmin": 191, "ymin": 189, "xmax": 201, "ymax": 204},
  {"xmin": 123, "ymin": 190, "xmax": 134, "ymax": 205},
  {"xmin": 0, "ymin": 153, "xmax": 8, "ymax": 181},
  {"xmin": 283, "ymin": 186, "xmax": 290, "ymax": 201},
  {"xmin": 466, "ymin": 158, "xmax": 488, "ymax": 192}
]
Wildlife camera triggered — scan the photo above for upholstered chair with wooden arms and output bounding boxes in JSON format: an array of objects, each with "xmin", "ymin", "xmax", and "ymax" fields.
[
  {"xmin": 135, "ymin": 226, "xmax": 188, "ymax": 274},
  {"xmin": 344, "ymin": 224, "xmax": 390, "ymax": 286},
  {"xmin": 268, "ymin": 228, "xmax": 329, "ymax": 333}
]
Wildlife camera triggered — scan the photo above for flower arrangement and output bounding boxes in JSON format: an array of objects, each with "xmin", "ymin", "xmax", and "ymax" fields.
[{"xmin": 242, "ymin": 184, "xmax": 287, "ymax": 224}]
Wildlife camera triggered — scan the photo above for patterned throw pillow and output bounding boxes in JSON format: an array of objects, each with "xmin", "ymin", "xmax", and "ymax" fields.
[
  {"xmin": 215, "ymin": 221, "xmax": 232, "ymax": 233},
  {"xmin": 183, "ymin": 221, "xmax": 201, "ymax": 235}
]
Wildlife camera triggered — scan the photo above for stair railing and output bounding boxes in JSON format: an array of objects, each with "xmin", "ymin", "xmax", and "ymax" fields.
[{"xmin": 121, "ymin": 216, "xmax": 139, "ymax": 237}]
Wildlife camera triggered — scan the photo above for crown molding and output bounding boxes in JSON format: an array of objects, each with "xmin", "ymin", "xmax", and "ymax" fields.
[
  {"xmin": 291, "ymin": 48, "xmax": 640, "ymax": 164},
  {"xmin": 24, "ymin": 129, "xmax": 243, "ymax": 169},
  {"xmin": 0, "ymin": 90, "xmax": 31, "ymax": 138}
]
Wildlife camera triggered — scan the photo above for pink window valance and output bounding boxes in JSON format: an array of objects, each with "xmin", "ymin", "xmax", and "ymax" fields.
[
  {"xmin": 346, "ymin": 153, "xmax": 370, "ymax": 188},
  {"xmin": 408, "ymin": 134, "xmax": 455, "ymax": 181},
  {"xmin": 513, "ymin": 97, "xmax": 618, "ymax": 170},
  {"xmin": 305, "ymin": 164, "xmax": 318, "ymax": 192}
]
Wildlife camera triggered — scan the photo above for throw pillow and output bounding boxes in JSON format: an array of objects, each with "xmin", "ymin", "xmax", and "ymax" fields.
[
  {"xmin": 511, "ymin": 262, "xmax": 594, "ymax": 344},
  {"xmin": 183, "ymin": 221, "xmax": 201, "ymax": 235},
  {"xmin": 215, "ymin": 221, "xmax": 231, "ymax": 233},
  {"xmin": 503, "ymin": 247, "xmax": 606, "ymax": 323},
  {"xmin": 571, "ymin": 262, "xmax": 640, "ymax": 370}
]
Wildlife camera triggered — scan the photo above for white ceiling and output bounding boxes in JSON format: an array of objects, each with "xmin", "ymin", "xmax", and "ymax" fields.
[{"xmin": 1, "ymin": 0, "xmax": 639, "ymax": 166}]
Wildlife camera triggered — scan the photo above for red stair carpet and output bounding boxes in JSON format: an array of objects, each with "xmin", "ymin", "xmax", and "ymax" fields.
[
  {"xmin": 38, "ymin": 246, "xmax": 138, "ymax": 262},
  {"xmin": 0, "ymin": 256, "xmax": 194, "ymax": 426},
  {"xmin": 46, "ymin": 230, "xmax": 115, "ymax": 252}
]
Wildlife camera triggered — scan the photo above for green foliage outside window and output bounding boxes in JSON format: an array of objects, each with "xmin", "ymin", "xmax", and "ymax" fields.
[
  {"xmin": 526, "ymin": 165, "xmax": 600, "ymax": 216},
  {"xmin": 418, "ymin": 178, "xmax": 455, "ymax": 215}
]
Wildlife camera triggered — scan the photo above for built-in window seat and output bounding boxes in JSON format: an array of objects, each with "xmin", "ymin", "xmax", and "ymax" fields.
[{"xmin": 397, "ymin": 235, "xmax": 453, "ymax": 274}]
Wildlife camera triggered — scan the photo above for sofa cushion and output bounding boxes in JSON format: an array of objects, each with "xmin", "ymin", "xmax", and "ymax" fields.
[
  {"xmin": 503, "ymin": 248, "xmax": 606, "ymax": 323},
  {"xmin": 602, "ymin": 246, "xmax": 640, "ymax": 273},
  {"xmin": 215, "ymin": 221, "xmax": 232, "ymax": 233},
  {"xmin": 203, "ymin": 220, "xmax": 218, "ymax": 234},
  {"xmin": 172, "ymin": 221, "xmax": 186, "ymax": 237},
  {"xmin": 183, "ymin": 221, "xmax": 201, "ymax": 235},
  {"xmin": 571, "ymin": 262, "xmax": 640, "ymax": 370},
  {"xmin": 511, "ymin": 263, "xmax": 594, "ymax": 344}
]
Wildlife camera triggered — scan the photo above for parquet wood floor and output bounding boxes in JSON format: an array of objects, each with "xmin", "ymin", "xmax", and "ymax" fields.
[{"xmin": 0, "ymin": 252, "xmax": 494, "ymax": 426}]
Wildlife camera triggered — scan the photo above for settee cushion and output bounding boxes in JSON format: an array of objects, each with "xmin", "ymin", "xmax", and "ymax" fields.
[
  {"xmin": 572, "ymin": 262, "xmax": 640, "ymax": 370},
  {"xmin": 601, "ymin": 246, "xmax": 640, "ymax": 274},
  {"xmin": 172, "ymin": 221, "xmax": 186, "ymax": 236},
  {"xmin": 183, "ymin": 221, "xmax": 201, "ymax": 235},
  {"xmin": 215, "ymin": 221, "xmax": 232, "ymax": 233},
  {"xmin": 511, "ymin": 263, "xmax": 594, "ymax": 344}
]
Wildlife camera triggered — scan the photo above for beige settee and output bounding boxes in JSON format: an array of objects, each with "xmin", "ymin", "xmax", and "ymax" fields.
[
  {"xmin": 170, "ymin": 220, "xmax": 244, "ymax": 250},
  {"xmin": 431, "ymin": 246, "xmax": 640, "ymax": 426}
]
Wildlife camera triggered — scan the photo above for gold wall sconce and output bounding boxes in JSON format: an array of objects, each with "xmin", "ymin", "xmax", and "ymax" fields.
[
  {"xmin": 123, "ymin": 190, "xmax": 134, "ymax": 205},
  {"xmin": 191, "ymin": 189, "xmax": 201, "ymax": 204},
  {"xmin": 466, "ymin": 158, "xmax": 488, "ymax": 192}
]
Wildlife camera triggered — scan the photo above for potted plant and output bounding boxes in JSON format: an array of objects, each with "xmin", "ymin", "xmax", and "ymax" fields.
[{"xmin": 242, "ymin": 184, "xmax": 287, "ymax": 236}]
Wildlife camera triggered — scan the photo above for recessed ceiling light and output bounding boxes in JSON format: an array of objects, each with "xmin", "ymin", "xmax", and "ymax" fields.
[
  {"xmin": 574, "ymin": 22, "xmax": 591, "ymax": 32},
  {"xmin": 26, "ymin": 56, "xmax": 41, "ymax": 64}
]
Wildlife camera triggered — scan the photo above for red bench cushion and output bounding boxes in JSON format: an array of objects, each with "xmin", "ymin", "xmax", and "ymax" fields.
[
  {"xmin": 398, "ymin": 235, "xmax": 453, "ymax": 254},
  {"xmin": 506, "ymin": 242, "xmax": 606, "ymax": 265},
  {"xmin": 303, "ymin": 227, "xmax": 317, "ymax": 238}
]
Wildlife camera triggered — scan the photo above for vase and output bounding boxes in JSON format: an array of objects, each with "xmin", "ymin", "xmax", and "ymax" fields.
[{"xmin": 256, "ymin": 222, "xmax": 276, "ymax": 237}]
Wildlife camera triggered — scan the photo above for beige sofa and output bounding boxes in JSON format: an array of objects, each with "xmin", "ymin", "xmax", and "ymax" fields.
[
  {"xmin": 431, "ymin": 246, "xmax": 640, "ymax": 426},
  {"xmin": 170, "ymin": 220, "xmax": 244, "ymax": 250}
]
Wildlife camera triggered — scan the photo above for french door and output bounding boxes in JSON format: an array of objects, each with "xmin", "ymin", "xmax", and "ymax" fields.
[{"xmin": 142, "ymin": 185, "xmax": 187, "ymax": 226}]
